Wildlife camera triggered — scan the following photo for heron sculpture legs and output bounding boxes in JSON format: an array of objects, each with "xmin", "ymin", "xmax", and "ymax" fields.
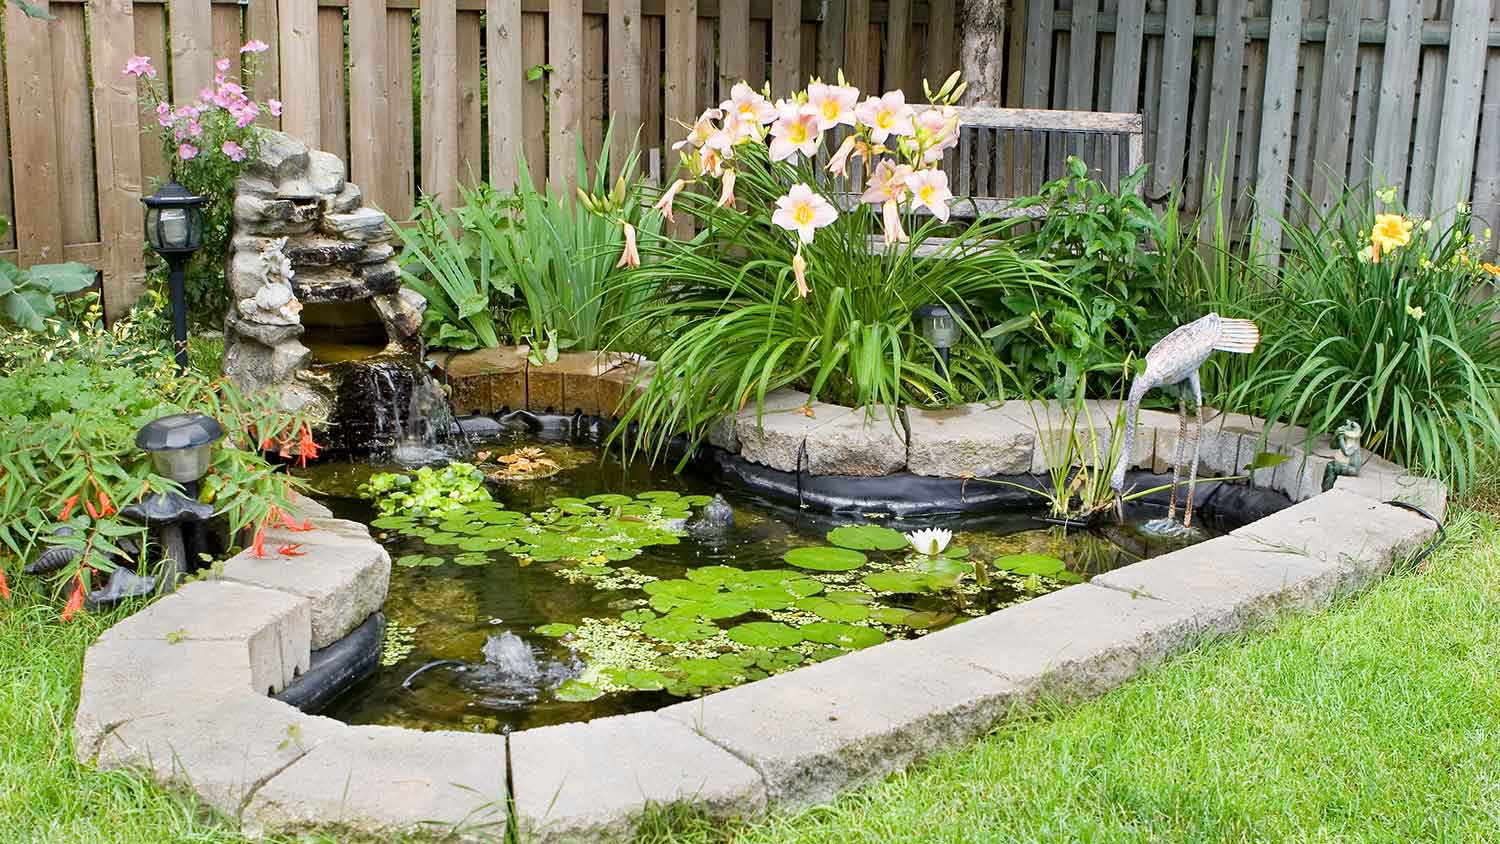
[{"xmin": 1166, "ymin": 374, "xmax": 1205, "ymax": 528}]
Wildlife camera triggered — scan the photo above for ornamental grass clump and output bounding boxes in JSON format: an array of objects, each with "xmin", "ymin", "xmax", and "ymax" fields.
[
  {"xmin": 609, "ymin": 73, "xmax": 1065, "ymax": 459},
  {"xmin": 1229, "ymin": 187, "xmax": 1500, "ymax": 492}
]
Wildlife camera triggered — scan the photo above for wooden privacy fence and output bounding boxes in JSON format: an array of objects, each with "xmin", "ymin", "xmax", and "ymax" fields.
[{"xmin": 2, "ymin": 0, "xmax": 1498, "ymax": 319}]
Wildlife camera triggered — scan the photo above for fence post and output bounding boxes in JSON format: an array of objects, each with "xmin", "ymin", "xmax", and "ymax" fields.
[
  {"xmin": 1253, "ymin": 0, "xmax": 1301, "ymax": 264},
  {"xmin": 1429, "ymin": 0, "xmax": 1491, "ymax": 229},
  {"xmin": 277, "ymin": 0, "xmax": 321, "ymax": 146},
  {"xmin": 4, "ymin": 2, "xmax": 63, "ymax": 266},
  {"xmin": 90, "ymin": 0, "xmax": 147, "ymax": 322}
]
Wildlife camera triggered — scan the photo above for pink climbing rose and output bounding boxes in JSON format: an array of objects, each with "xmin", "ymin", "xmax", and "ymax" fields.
[
  {"xmin": 123, "ymin": 55, "xmax": 156, "ymax": 79},
  {"xmin": 221, "ymin": 141, "xmax": 247, "ymax": 162},
  {"xmin": 177, "ymin": 143, "xmax": 199, "ymax": 161}
]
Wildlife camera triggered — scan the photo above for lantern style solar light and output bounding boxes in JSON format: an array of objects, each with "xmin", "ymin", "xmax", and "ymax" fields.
[
  {"xmin": 142, "ymin": 179, "xmax": 207, "ymax": 372},
  {"xmin": 914, "ymin": 303, "xmax": 960, "ymax": 378},
  {"xmin": 135, "ymin": 412, "xmax": 225, "ymax": 492}
]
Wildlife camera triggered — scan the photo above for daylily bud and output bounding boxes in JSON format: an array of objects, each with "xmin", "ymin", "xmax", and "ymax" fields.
[
  {"xmin": 882, "ymin": 199, "xmax": 908, "ymax": 246},
  {"xmin": 616, "ymin": 222, "xmax": 640, "ymax": 268},
  {"xmin": 654, "ymin": 179, "xmax": 687, "ymax": 223},
  {"xmin": 792, "ymin": 251, "xmax": 809, "ymax": 299},
  {"xmin": 828, "ymin": 135, "xmax": 858, "ymax": 176},
  {"xmin": 717, "ymin": 169, "xmax": 737, "ymax": 208}
]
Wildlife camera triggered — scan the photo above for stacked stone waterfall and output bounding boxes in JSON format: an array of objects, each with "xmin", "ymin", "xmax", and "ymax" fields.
[{"xmin": 225, "ymin": 130, "xmax": 426, "ymax": 441}]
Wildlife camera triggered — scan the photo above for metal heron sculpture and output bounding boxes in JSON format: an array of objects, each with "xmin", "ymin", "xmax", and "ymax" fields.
[{"xmin": 1110, "ymin": 313, "xmax": 1260, "ymax": 527}]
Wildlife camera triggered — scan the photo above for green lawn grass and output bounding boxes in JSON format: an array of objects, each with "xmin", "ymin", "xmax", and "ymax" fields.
[{"xmin": 3, "ymin": 510, "xmax": 1497, "ymax": 844}]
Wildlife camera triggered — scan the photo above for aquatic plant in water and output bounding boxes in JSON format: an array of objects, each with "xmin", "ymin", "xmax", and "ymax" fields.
[{"xmin": 359, "ymin": 463, "xmax": 491, "ymax": 519}]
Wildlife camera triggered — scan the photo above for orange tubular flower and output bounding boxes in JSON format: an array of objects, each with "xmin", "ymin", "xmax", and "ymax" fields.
[
  {"xmin": 0, "ymin": 567, "xmax": 11, "ymax": 601},
  {"xmin": 59, "ymin": 495, "xmax": 80, "ymax": 521},
  {"xmin": 97, "ymin": 489, "xmax": 115, "ymax": 517},
  {"xmin": 250, "ymin": 527, "xmax": 267, "ymax": 558},
  {"xmin": 296, "ymin": 425, "xmax": 320, "ymax": 467},
  {"xmin": 61, "ymin": 573, "xmax": 85, "ymax": 621},
  {"xmin": 276, "ymin": 543, "xmax": 306, "ymax": 557}
]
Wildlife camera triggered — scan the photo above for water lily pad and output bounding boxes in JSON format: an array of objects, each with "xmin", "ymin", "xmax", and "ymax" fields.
[
  {"xmin": 800, "ymin": 622, "xmax": 886, "ymax": 649},
  {"xmin": 820, "ymin": 589, "xmax": 872, "ymax": 605},
  {"xmin": 641, "ymin": 616, "xmax": 719, "ymax": 642},
  {"xmin": 670, "ymin": 657, "xmax": 741, "ymax": 687},
  {"xmin": 686, "ymin": 565, "xmax": 749, "ymax": 586},
  {"xmin": 784, "ymin": 546, "xmax": 868, "ymax": 572},
  {"xmin": 862, "ymin": 571, "xmax": 941, "ymax": 593},
  {"xmin": 423, "ymin": 532, "xmax": 464, "ymax": 546},
  {"xmin": 371, "ymin": 515, "xmax": 418, "ymax": 530},
  {"xmin": 585, "ymin": 493, "xmax": 635, "ymax": 507},
  {"xmin": 620, "ymin": 609, "xmax": 657, "ymax": 623},
  {"xmin": 534, "ymin": 623, "xmax": 576, "ymax": 637},
  {"xmin": 868, "ymin": 606, "xmax": 916, "ymax": 625},
  {"xmin": 555, "ymin": 679, "xmax": 603, "ymax": 701},
  {"xmin": 396, "ymin": 554, "xmax": 444, "ymax": 568},
  {"xmin": 680, "ymin": 494, "xmax": 714, "ymax": 506},
  {"xmin": 740, "ymin": 648, "xmax": 805, "ymax": 671},
  {"xmin": 902, "ymin": 610, "xmax": 959, "ymax": 629},
  {"xmin": 637, "ymin": 490, "xmax": 682, "ymax": 501},
  {"xmin": 667, "ymin": 594, "xmax": 756, "ymax": 620},
  {"xmin": 603, "ymin": 668, "xmax": 668, "ymax": 691},
  {"xmin": 995, "ymin": 553, "xmax": 1066, "ymax": 576},
  {"xmin": 739, "ymin": 586, "xmax": 801, "ymax": 611},
  {"xmin": 453, "ymin": 553, "xmax": 490, "ymax": 566},
  {"xmin": 477, "ymin": 510, "xmax": 525, "ymax": 524},
  {"xmin": 794, "ymin": 597, "xmax": 871, "ymax": 623},
  {"xmin": 727, "ymin": 621, "xmax": 804, "ymax": 647},
  {"xmin": 827, "ymin": 524, "xmax": 910, "ymax": 551},
  {"xmin": 804, "ymin": 645, "xmax": 850, "ymax": 662}
]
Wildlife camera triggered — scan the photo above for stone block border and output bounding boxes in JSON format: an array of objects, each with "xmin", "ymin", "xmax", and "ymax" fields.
[{"xmin": 76, "ymin": 381, "xmax": 1449, "ymax": 842}]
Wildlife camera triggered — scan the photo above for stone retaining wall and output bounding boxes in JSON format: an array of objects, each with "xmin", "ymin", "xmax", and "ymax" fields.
[{"xmin": 75, "ymin": 397, "xmax": 1448, "ymax": 843}]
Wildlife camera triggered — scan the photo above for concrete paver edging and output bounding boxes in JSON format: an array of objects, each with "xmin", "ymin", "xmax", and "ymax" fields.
[{"xmin": 74, "ymin": 401, "xmax": 1446, "ymax": 842}]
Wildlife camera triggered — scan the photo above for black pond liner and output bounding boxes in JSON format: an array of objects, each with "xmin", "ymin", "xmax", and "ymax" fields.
[
  {"xmin": 275, "ymin": 612, "xmax": 385, "ymax": 713},
  {"xmin": 452, "ymin": 411, "xmax": 1292, "ymax": 523}
]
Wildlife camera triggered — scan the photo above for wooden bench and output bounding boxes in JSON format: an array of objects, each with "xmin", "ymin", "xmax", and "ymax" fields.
[
  {"xmin": 933, "ymin": 105, "xmax": 1147, "ymax": 219},
  {"xmin": 849, "ymin": 105, "xmax": 1146, "ymax": 254}
]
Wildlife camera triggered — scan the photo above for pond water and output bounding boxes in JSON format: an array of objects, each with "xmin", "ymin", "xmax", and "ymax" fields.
[{"xmin": 301, "ymin": 432, "xmax": 1226, "ymax": 734}]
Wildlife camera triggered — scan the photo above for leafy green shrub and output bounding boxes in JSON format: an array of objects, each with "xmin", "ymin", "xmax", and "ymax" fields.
[
  {"xmin": 1227, "ymin": 189, "xmax": 1500, "ymax": 491},
  {"xmin": 990, "ymin": 157, "xmax": 1187, "ymax": 398},
  {"xmin": 611, "ymin": 76, "xmax": 1064, "ymax": 457},
  {"xmin": 0, "ymin": 335, "xmax": 308, "ymax": 608}
]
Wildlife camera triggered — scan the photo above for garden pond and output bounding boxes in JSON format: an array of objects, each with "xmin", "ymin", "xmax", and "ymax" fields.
[{"xmin": 299, "ymin": 433, "xmax": 1230, "ymax": 734}]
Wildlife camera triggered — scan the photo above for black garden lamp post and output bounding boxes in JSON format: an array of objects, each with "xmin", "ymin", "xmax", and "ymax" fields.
[
  {"xmin": 914, "ymin": 303, "xmax": 960, "ymax": 379},
  {"xmin": 142, "ymin": 179, "xmax": 207, "ymax": 372}
]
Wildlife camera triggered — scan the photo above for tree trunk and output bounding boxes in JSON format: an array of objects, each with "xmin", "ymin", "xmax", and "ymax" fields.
[{"xmin": 960, "ymin": 0, "xmax": 1007, "ymax": 105}]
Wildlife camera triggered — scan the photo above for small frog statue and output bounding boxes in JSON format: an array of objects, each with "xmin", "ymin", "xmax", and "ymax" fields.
[{"xmin": 1322, "ymin": 419, "xmax": 1367, "ymax": 491}]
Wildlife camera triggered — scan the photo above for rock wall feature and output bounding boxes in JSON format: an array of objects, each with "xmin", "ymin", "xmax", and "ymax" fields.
[{"xmin": 224, "ymin": 131, "xmax": 425, "ymax": 436}]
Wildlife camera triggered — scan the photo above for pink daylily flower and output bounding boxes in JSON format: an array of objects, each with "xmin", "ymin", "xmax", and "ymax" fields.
[
  {"xmin": 915, "ymin": 106, "xmax": 960, "ymax": 163},
  {"xmin": 720, "ymin": 82, "xmax": 778, "ymax": 126},
  {"xmin": 804, "ymin": 81, "xmax": 860, "ymax": 130},
  {"xmin": 854, "ymin": 91, "xmax": 916, "ymax": 143},
  {"xmin": 123, "ymin": 55, "xmax": 156, "ymax": 78},
  {"xmin": 673, "ymin": 109, "xmax": 722, "ymax": 151},
  {"xmin": 772, "ymin": 183, "xmax": 838, "ymax": 244},
  {"xmin": 861, "ymin": 159, "xmax": 912, "ymax": 205},
  {"xmin": 905, "ymin": 168, "xmax": 954, "ymax": 221},
  {"xmin": 769, "ymin": 111, "xmax": 822, "ymax": 162}
]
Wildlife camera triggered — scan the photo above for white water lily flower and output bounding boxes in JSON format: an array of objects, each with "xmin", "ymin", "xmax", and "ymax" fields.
[{"xmin": 905, "ymin": 527, "xmax": 952, "ymax": 556}]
